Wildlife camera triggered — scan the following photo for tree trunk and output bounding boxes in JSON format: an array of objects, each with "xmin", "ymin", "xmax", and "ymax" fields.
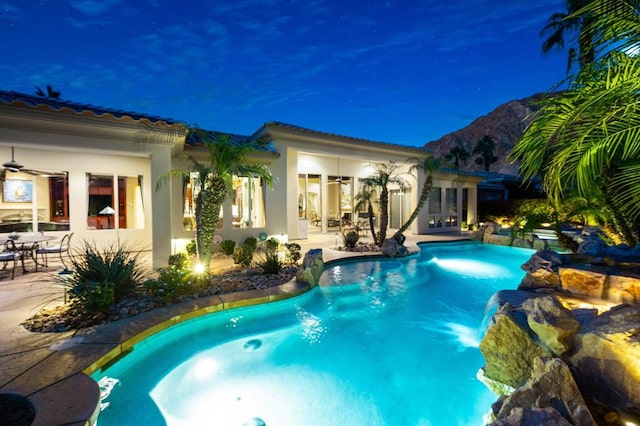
[
  {"xmin": 194, "ymin": 175, "xmax": 227, "ymax": 273},
  {"xmin": 378, "ymin": 189, "xmax": 389, "ymax": 246},
  {"xmin": 367, "ymin": 201, "xmax": 378, "ymax": 246},
  {"xmin": 393, "ymin": 175, "xmax": 433, "ymax": 244}
]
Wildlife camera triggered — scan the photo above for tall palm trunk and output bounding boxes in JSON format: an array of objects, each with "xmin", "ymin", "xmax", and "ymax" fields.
[
  {"xmin": 194, "ymin": 176, "xmax": 226, "ymax": 272},
  {"xmin": 378, "ymin": 189, "xmax": 389, "ymax": 245},
  {"xmin": 393, "ymin": 175, "xmax": 433, "ymax": 243},
  {"xmin": 366, "ymin": 201, "xmax": 378, "ymax": 246}
]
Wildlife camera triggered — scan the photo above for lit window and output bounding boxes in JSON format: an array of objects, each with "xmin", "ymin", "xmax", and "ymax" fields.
[
  {"xmin": 183, "ymin": 172, "xmax": 223, "ymax": 231},
  {"xmin": 117, "ymin": 176, "xmax": 145, "ymax": 229},
  {"xmin": 232, "ymin": 176, "xmax": 266, "ymax": 229},
  {"xmin": 87, "ymin": 174, "xmax": 114, "ymax": 230}
]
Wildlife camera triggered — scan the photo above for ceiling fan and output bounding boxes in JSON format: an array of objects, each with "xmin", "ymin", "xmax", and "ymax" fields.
[{"xmin": 2, "ymin": 146, "xmax": 66, "ymax": 177}]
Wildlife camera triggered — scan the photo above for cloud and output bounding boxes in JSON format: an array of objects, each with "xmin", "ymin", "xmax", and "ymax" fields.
[
  {"xmin": 0, "ymin": 2, "xmax": 23, "ymax": 21},
  {"xmin": 69, "ymin": 0, "xmax": 126, "ymax": 16}
]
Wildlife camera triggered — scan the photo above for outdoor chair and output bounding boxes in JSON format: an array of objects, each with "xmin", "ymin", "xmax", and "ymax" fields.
[
  {"xmin": 0, "ymin": 240, "xmax": 24, "ymax": 279},
  {"xmin": 35, "ymin": 233, "xmax": 73, "ymax": 271}
]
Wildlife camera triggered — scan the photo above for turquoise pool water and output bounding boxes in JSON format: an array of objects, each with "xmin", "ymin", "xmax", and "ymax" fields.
[{"xmin": 94, "ymin": 242, "xmax": 534, "ymax": 425}]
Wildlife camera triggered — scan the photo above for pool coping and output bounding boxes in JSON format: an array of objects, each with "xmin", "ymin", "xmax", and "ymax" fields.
[{"xmin": 4, "ymin": 238, "xmax": 470, "ymax": 425}]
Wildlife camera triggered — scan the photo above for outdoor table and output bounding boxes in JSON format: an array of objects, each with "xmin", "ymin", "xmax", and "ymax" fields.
[{"xmin": 0, "ymin": 233, "xmax": 58, "ymax": 272}]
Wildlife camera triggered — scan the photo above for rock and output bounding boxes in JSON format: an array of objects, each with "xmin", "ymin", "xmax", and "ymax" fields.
[
  {"xmin": 522, "ymin": 296, "xmax": 580, "ymax": 356},
  {"xmin": 518, "ymin": 250, "xmax": 563, "ymax": 290},
  {"xmin": 608, "ymin": 273, "xmax": 640, "ymax": 304},
  {"xmin": 477, "ymin": 368, "xmax": 515, "ymax": 396},
  {"xmin": 558, "ymin": 266, "xmax": 607, "ymax": 298},
  {"xmin": 296, "ymin": 249, "xmax": 324, "ymax": 287},
  {"xmin": 483, "ymin": 223, "xmax": 497, "ymax": 243},
  {"xmin": 489, "ymin": 406, "xmax": 573, "ymax": 426},
  {"xmin": 493, "ymin": 357, "xmax": 596, "ymax": 425},
  {"xmin": 605, "ymin": 244, "xmax": 640, "ymax": 263},
  {"xmin": 578, "ymin": 234, "xmax": 607, "ymax": 257},
  {"xmin": 381, "ymin": 238, "xmax": 409, "ymax": 258},
  {"xmin": 570, "ymin": 304, "xmax": 640, "ymax": 415},
  {"xmin": 480, "ymin": 304, "xmax": 550, "ymax": 392}
]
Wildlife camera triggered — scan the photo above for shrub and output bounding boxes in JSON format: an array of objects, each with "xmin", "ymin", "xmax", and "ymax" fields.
[
  {"xmin": 285, "ymin": 243, "xmax": 301, "ymax": 264},
  {"xmin": 265, "ymin": 237, "xmax": 280, "ymax": 252},
  {"xmin": 233, "ymin": 244, "xmax": 254, "ymax": 266},
  {"xmin": 343, "ymin": 231, "xmax": 359, "ymax": 249},
  {"xmin": 256, "ymin": 239, "xmax": 283, "ymax": 274},
  {"xmin": 220, "ymin": 240, "xmax": 236, "ymax": 256},
  {"xmin": 168, "ymin": 253, "xmax": 190, "ymax": 269},
  {"xmin": 144, "ymin": 265, "xmax": 195, "ymax": 304},
  {"xmin": 68, "ymin": 242, "xmax": 144, "ymax": 304},
  {"xmin": 244, "ymin": 237, "xmax": 258, "ymax": 251},
  {"xmin": 256, "ymin": 249, "xmax": 283, "ymax": 274},
  {"xmin": 68, "ymin": 280, "xmax": 115, "ymax": 315},
  {"xmin": 185, "ymin": 240, "xmax": 197, "ymax": 256}
]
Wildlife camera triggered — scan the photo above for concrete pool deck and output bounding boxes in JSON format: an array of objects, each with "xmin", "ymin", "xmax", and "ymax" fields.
[{"xmin": 0, "ymin": 232, "xmax": 470, "ymax": 425}]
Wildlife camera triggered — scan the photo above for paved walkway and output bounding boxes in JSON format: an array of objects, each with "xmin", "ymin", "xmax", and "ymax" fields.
[{"xmin": 0, "ymin": 231, "xmax": 470, "ymax": 425}]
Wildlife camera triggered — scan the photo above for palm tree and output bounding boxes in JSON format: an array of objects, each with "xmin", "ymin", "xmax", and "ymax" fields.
[
  {"xmin": 511, "ymin": 0, "xmax": 640, "ymax": 245},
  {"xmin": 444, "ymin": 143, "xmax": 469, "ymax": 169},
  {"xmin": 541, "ymin": 0, "xmax": 596, "ymax": 72},
  {"xmin": 355, "ymin": 162, "xmax": 405, "ymax": 246},
  {"xmin": 35, "ymin": 85, "xmax": 61, "ymax": 99},
  {"xmin": 353, "ymin": 182, "xmax": 379, "ymax": 246},
  {"xmin": 392, "ymin": 156, "xmax": 440, "ymax": 244},
  {"xmin": 473, "ymin": 135, "xmax": 498, "ymax": 171},
  {"xmin": 158, "ymin": 130, "xmax": 272, "ymax": 272}
]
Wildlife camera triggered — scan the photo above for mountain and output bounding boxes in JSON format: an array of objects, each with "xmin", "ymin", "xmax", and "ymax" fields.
[{"xmin": 424, "ymin": 93, "xmax": 548, "ymax": 175}]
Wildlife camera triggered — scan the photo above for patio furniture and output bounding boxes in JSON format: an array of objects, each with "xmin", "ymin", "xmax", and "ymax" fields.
[
  {"xmin": 308, "ymin": 211, "xmax": 321, "ymax": 226},
  {"xmin": 0, "ymin": 240, "xmax": 25, "ymax": 279},
  {"xmin": 35, "ymin": 233, "xmax": 73, "ymax": 271}
]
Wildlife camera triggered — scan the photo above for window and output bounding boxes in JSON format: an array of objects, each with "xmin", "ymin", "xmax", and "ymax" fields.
[
  {"xmin": 428, "ymin": 187, "xmax": 442, "ymax": 229},
  {"xmin": 87, "ymin": 174, "xmax": 144, "ymax": 230},
  {"xmin": 43, "ymin": 174, "xmax": 70, "ymax": 231},
  {"xmin": 298, "ymin": 174, "xmax": 321, "ymax": 226},
  {"xmin": 232, "ymin": 176, "xmax": 266, "ymax": 229},
  {"xmin": 118, "ymin": 176, "xmax": 145, "ymax": 229},
  {"xmin": 445, "ymin": 188, "xmax": 457, "ymax": 227},
  {"xmin": 182, "ymin": 172, "xmax": 224, "ymax": 231},
  {"xmin": 328, "ymin": 176, "xmax": 352, "ymax": 226}
]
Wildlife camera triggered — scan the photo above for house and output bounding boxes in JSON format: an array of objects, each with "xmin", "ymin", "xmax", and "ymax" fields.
[{"xmin": 0, "ymin": 90, "xmax": 483, "ymax": 268}]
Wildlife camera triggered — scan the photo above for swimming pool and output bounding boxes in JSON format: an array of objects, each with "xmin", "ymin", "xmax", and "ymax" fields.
[{"xmin": 93, "ymin": 242, "xmax": 534, "ymax": 425}]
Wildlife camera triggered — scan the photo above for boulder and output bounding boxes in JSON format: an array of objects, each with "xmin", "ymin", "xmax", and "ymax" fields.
[
  {"xmin": 578, "ymin": 234, "xmax": 607, "ymax": 257},
  {"xmin": 483, "ymin": 223, "xmax": 497, "ymax": 243},
  {"xmin": 479, "ymin": 304, "xmax": 550, "ymax": 392},
  {"xmin": 605, "ymin": 244, "xmax": 640, "ymax": 263},
  {"xmin": 558, "ymin": 266, "xmax": 607, "ymax": 298},
  {"xmin": 570, "ymin": 304, "xmax": 640, "ymax": 415},
  {"xmin": 489, "ymin": 406, "xmax": 573, "ymax": 426},
  {"xmin": 518, "ymin": 250, "xmax": 563, "ymax": 290},
  {"xmin": 608, "ymin": 273, "xmax": 640, "ymax": 304},
  {"xmin": 522, "ymin": 296, "xmax": 580, "ymax": 356},
  {"xmin": 296, "ymin": 249, "xmax": 324, "ymax": 287},
  {"xmin": 492, "ymin": 357, "xmax": 595, "ymax": 425},
  {"xmin": 381, "ymin": 238, "xmax": 409, "ymax": 258}
]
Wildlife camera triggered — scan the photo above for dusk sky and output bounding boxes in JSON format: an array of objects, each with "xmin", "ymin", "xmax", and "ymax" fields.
[{"xmin": 1, "ymin": 1, "xmax": 569, "ymax": 147}]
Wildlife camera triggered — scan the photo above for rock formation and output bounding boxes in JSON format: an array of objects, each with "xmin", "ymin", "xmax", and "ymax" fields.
[
  {"xmin": 296, "ymin": 248, "xmax": 324, "ymax": 287},
  {"xmin": 479, "ymin": 241, "xmax": 640, "ymax": 425}
]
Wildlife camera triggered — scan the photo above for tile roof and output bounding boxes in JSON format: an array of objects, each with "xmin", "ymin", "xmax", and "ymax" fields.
[
  {"xmin": 184, "ymin": 129, "xmax": 278, "ymax": 154},
  {"xmin": 439, "ymin": 167, "xmax": 487, "ymax": 177},
  {"xmin": 253, "ymin": 121, "xmax": 433, "ymax": 154},
  {"xmin": 0, "ymin": 90, "xmax": 180, "ymax": 125}
]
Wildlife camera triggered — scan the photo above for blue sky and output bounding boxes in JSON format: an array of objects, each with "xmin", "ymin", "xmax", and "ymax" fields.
[{"xmin": 1, "ymin": 0, "xmax": 568, "ymax": 146}]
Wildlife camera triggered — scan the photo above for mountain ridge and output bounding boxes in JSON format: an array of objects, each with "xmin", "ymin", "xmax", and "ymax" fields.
[{"xmin": 424, "ymin": 93, "xmax": 548, "ymax": 175}]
